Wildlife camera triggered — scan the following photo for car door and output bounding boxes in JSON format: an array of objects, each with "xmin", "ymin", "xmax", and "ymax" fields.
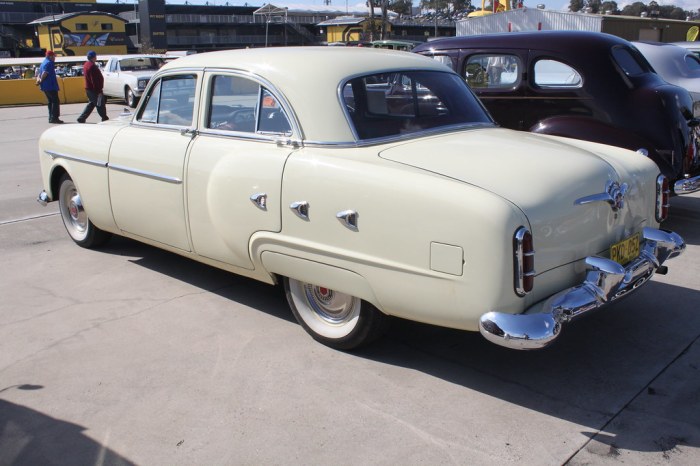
[
  {"xmin": 186, "ymin": 71, "xmax": 298, "ymax": 270},
  {"xmin": 108, "ymin": 72, "xmax": 200, "ymax": 251},
  {"xmin": 521, "ymin": 51, "xmax": 587, "ymax": 130},
  {"xmin": 102, "ymin": 58, "xmax": 120, "ymax": 97},
  {"xmin": 458, "ymin": 50, "xmax": 528, "ymax": 130}
]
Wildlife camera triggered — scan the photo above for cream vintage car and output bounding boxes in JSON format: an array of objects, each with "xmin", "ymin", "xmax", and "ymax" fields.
[{"xmin": 37, "ymin": 48, "xmax": 685, "ymax": 351}]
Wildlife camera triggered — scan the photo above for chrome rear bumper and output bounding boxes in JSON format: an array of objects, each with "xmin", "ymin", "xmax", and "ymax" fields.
[
  {"xmin": 674, "ymin": 175, "xmax": 700, "ymax": 195},
  {"xmin": 479, "ymin": 227, "xmax": 685, "ymax": 350}
]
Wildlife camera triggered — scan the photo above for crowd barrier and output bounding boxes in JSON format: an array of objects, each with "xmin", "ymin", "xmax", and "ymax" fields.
[{"xmin": 0, "ymin": 77, "xmax": 88, "ymax": 106}]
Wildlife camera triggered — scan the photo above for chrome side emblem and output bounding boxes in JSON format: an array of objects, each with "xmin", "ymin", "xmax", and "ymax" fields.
[
  {"xmin": 336, "ymin": 210, "xmax": 358, "ymax": 231},
  {"xmin": 575, "ymin": 181, "xmax": 628, "ymax": 212},
  {"xmin": 290, "ymin": 201, "xmax": 309, "ymax": 220},
  {"xmin": 250, "ymin": 193, "xmax": 267, "ymax": 210}
]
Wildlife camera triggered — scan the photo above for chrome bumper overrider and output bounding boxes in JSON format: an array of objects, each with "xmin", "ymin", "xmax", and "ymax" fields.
[
  {"xmin": 674, "ymin": 175, "xmax": 700, "ymax": 195},
  {"xmin": 37, "ymin": 190, "xmax": 50, "ymax": 206},
  {"xmin": 479, "ymin": 227, "xmax": 685, "ymax": 350}
]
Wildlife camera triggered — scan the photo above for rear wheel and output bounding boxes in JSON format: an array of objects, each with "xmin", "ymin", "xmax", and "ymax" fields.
[
  {"xmin": 283, "ymin": 277, "xmax": 388, "ymax": 350},
  {"xmin": 58, "ymin": 174, "xmax": 111, "ymax": 248}
]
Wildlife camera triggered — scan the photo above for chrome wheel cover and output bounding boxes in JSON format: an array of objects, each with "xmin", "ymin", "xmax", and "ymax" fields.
[
  {"xmin": 59, "ymin": 180, "xmax": 88, "ymax": 241},
  {"xmin": 288, "ymin": 279, "xmax": 361, "ymax": 339}
]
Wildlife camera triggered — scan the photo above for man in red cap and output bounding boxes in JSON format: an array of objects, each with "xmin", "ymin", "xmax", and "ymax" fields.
[
  {"xmin": 36, "ymin": 50, "xmax": 62, "ymax": 123},
  {"xmin": 77, "ymin": 50, "xmax": 108, "ymax": 123}
]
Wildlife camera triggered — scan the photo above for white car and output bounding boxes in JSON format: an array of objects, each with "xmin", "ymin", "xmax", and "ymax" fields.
[
  {"xmin": 634, "ymin": 41, "xmax": 700, "ymax": 114},
  {"xmin": 37, "ymin": 48, "xmax": 684, "ymax": 350},
  {"xmin": 102, "ymin": 55, "xmax": 168, "ymax": 108}
]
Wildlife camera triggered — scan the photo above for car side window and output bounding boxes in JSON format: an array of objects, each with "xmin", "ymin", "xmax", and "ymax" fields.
[
  {"xmin": 206, "ymin": 74, "xmax": 291, "ymax": 135},
  {"xmin": 611, "ymin": 47, "xmax": 646, "ymax": 77},
  {"xmin": 533, "ymin": 59, "xmax": 583, "ymax": 88},
  {"xmin": 136, "ymin": 75, "xmax": 197, "ymax": 126},
  {"xmin": 430, "ymin": 55, "xmax": 453, "ymax": 69},
  {"xmin": 686, "ymin": 54, "xmax": 700, "ymax": 71},
  {"xmin": 463, "ymin": 54, "xmax": 520, "ymax": 89}
]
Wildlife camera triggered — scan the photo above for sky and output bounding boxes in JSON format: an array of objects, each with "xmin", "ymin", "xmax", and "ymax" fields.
[{"xmin": 101, "ymin": 0, "xmax": 698, "ymax": 14}]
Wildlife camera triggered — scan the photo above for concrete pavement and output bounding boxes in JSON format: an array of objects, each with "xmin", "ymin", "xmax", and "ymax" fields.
[{"xmin": 1, "ymin": 103, "xmax": 699, "ymax": 465}]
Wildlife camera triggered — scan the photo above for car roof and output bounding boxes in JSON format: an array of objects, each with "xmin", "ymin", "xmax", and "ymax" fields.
[
  {"xmin": 414, "ymin": 31, "xmax": 632, "ymax": 54},
  {"xmin": 633, "ymin": 41, "xmax": 700, "ymax": 90},
  {"xmin": 158, "ymin": 46, "xmax": 452, "ymax": 142}
]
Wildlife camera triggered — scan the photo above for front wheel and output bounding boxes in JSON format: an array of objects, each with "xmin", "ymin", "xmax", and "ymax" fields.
[
  {"xmin": 125, "ymin": 87, "xmax": 137, "ymax": 108},
  {"xmin": 58, "ymin": 174, "xmax": 111, "ymax": 248},
  {"xmin": 283, "ymin": 277, "xmax": 388, "ymax": 350}
]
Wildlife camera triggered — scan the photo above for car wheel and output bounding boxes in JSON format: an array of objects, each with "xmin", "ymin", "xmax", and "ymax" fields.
[
  {"xmin": 283, "ymin": 277, "xmax": 388, "ymax": 350},
  {"xmin": 58, "ymin": 174, "xmax": 111, "ymax": 248},
  {"xmin": 125, "ymin": 87, "xmax": 137, "ymax": 108}
]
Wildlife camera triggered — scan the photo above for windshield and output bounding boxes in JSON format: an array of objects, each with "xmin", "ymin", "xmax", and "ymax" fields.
[
  {"xmin": 119, "ymin": 57, "xmax": 166, "ymax": 72},
  {"xmin": 342, "ymin": 70, "xmax": 492, "ymax": 140}
]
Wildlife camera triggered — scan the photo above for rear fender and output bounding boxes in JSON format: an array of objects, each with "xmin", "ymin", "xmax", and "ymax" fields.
[{"xmin": 530, "ymin": 115, "xmax": 674, "ymax": 179}]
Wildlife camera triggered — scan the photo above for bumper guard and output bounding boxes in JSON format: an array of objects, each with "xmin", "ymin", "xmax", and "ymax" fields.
[{"xmin": 479, "ymin": 227, "xmax": 685, "ymax": 350}]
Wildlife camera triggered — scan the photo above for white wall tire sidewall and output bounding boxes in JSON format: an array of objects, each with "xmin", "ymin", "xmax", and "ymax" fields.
[{"xmin": 287, "ymin": 279, "xmax": 361, "ymax": 340}]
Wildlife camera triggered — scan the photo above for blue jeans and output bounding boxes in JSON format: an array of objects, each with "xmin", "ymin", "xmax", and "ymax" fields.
[{"xmin": 43, "ymin": 90, "xmax": 60, "ymax": 122}]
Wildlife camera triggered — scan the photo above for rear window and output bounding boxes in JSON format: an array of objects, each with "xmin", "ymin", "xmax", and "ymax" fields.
[
  {"xmin": 611, "ymin": 47, "xmax": 647, "ymax": 77},
  {"xmin": 342, "ymin": 71, "xmax": 491, "ymax": 140}
]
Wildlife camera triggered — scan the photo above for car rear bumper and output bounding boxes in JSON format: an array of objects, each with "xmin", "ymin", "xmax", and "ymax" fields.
[
  {"xmin": 479, "ymin": 227, "xmax": 685, "ymax": 350},
  {"xmin": 674, "ymin": 175, "xmax": 700, "ymax": 194}
]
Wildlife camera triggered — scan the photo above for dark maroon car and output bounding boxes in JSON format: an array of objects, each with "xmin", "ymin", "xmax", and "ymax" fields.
[{"xmin": 414, "ymin": 31, "xmax": 700, "ymax": 195}]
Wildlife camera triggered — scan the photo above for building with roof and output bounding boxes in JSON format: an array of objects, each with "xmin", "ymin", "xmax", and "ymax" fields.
[
  {"xmin": 0, "ymin": 1, "xmax": 457, "ymax": 57},
  {"xmin": 456, "ymin": 8, "xmax": 699, "ymax": 42},
  {"xmin": 29, "ymin": 11, "xmax": 128, "ymax": 56}
]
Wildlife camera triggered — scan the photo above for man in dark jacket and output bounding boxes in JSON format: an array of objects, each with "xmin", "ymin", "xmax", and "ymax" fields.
[
  {"xmin": 36, "ymin": 50, "xmax": 62, "ymax": 124},
  {"xmin": 77, "ymin": 51, "xmax": 108, "ymax": 123}
]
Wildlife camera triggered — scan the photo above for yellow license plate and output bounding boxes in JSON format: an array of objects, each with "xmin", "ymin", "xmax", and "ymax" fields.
[{"xmin": 610, "ymin": 233, "xmax": 640, "ymax": 265}]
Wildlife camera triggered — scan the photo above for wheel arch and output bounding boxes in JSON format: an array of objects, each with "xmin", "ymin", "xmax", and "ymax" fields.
[
  {"xmin": 259, "ymin": 250, "xmax": 384, "ymax": 313},
  {"xmin": 48, "ymin": 164, "xmax": 69, "ymax": 201}
]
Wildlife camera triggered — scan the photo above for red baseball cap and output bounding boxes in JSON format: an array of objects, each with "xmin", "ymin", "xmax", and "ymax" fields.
[{"xmin": 46, "ymin": 50, "xmax": 55, "ymax": 57}]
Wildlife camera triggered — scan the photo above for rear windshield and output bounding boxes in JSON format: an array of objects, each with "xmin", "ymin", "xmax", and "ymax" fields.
[
  {"xmin": 342, "ymin": 71, "xmax": 491, "ymax": 140},
  {"xmin": 611, "ymin": 47, "xmax": 648, "ymax": 77}
]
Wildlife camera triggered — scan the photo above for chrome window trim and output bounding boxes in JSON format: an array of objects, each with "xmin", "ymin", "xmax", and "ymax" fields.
[
  {"xmin": 134, "ymin": 71, "xmax": 202, "ymax": 128},
  {"xmin": 201, "ymin": 68, "xmax": 302, "ymax": 139},
  {"xmin": 44, "ymin": 150, "xmax": 107, "ymax": 168},
  {"xmin": 337, "ymin": 68, "xmax": 491, "ymax": 143},
  {"xmin": 108, "ymin": 164, "xmax": 183, "ymax": 184},
  {"xmin": 304, "ymin": 122, "xmax": 495, "ymax": 148}
]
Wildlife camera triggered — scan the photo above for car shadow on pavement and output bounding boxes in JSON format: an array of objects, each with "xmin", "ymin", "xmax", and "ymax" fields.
[
  {"xmin": 356, "ymin": 279, "xmax": 700, "ymax": 455},
  {"xmin": 0, "ymin": 395, "xmax": 135, "ymax": 466},
  {"xmin": 99, "ymin": 236, "xmax": 294, "ymax": 324},
  {"xmin": 667, "ymin": 195, "xmax": 700, "ymax": 246}
]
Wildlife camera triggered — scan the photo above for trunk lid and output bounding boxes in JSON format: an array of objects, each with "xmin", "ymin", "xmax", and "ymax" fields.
[{"xmin": 379, "ymin": 128, "xmax": 655, "ymax": 273}]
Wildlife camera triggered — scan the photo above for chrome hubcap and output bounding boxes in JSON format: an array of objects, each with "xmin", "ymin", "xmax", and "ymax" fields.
[{"xmin": 303, "ymin": 284, "xmax": 358, "ymax": 325}]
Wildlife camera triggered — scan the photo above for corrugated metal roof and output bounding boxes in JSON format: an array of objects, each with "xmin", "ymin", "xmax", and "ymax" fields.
[{"xmin": 456, "ymin": 9, "xmax": 603, "ymax": 35}]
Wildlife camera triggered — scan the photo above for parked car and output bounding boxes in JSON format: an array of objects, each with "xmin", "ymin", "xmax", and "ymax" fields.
[
  {"xmin": 672, "ymin": 41, "xmax": 700, "ymax": 58},
  {"xmin": 37, "ymin": 48, "xmax": 684, "ymax": 351},
  {"xmin": 413, "ymin": 31, "xmax": 700, "ymax": 195},
  {"xmin": 102, "ymin": 55, "xmax": 168, "ymax": 108},
  {"xmin": 371, "ymin": 40, "xmax": 423, "ymax": 51},
  {"xmin": 633, "ymin": 41, "xmax": 700, "ymax": 107}
]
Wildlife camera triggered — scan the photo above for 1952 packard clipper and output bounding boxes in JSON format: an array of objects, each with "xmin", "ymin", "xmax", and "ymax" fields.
[{"xmin": 37, "ymin": 48, "xmax": 685, "ymax": 350}]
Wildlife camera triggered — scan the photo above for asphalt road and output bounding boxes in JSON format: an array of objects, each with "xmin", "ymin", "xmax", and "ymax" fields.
[{"xmin": 1, "ymin": 103, "xmax": 699, "ymax": 465}]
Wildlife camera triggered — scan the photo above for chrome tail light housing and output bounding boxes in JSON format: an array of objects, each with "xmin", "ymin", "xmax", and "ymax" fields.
[
  {"xmin": 514, "ymin": 227, "xmax": 535, "ymax": 296},
  {"xmin": 655, "ymin": 174, "xmax": 670, "ymax": 222}
]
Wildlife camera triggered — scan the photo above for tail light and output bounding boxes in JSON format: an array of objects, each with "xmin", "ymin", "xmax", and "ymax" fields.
[
  {"xmin": 514, "ymin": 227, "xmax": 535, "ymax": 296},
  {"xmin": 655, "ymin": 174, "xmax": 670, "ymax": 222}
]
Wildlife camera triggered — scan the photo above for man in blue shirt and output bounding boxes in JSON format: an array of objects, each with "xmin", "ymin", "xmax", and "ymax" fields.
[{"xmin": 36, "ymin": 50, "xmax": 63, "ymax": 124}]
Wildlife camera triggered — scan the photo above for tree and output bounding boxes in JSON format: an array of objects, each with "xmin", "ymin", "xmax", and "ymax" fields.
[
  {"xmin": 600, "ymin": 1, "xmax": 618, "ymax": 14},
  {"xmin": 621, "ymin": 1, "xmax": 647, "ymax": 16},
  {"xmin": 568, "ymin": 0, "xmax": 584, "ymax": 12},
  {"xmin": 388, "ymin": 0, "xmax": 413, "ymax": 15}
]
